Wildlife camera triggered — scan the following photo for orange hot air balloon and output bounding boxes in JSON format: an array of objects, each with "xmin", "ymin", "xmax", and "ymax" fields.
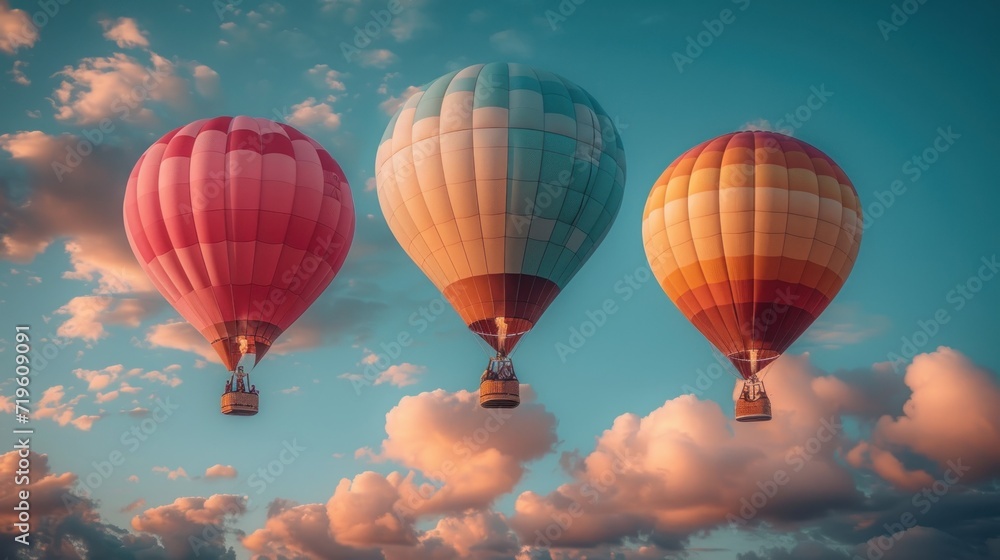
[
  {"xmin": 123, "ymin": 116, "xmax": 355, "ymax": 416},
  {"xmin": 642, "ymin": 131, "xmax": 862, "ymax": 421}
]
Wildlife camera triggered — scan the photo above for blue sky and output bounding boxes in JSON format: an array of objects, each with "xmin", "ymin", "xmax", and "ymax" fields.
[{"xmin": 1, "ymin": 1, "xmax": 999, "ymax": 559}]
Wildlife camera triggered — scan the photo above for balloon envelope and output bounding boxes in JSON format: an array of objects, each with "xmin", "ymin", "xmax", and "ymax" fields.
[
  {"xmin": 123, "ymin": 116, "xmax": 355, "ymax": 371},
  {"xmin": 376, "ymin": 62, "xmax": 626, "ymax": 353},
  {"xmin": 642, "ymin": 131, "xmax": 862, "ymax": 378}
]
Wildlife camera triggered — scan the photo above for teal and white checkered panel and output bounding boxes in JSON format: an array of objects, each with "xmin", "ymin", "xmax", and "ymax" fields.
[{"xmin": 375, "ymin": 62, "xmax": 627, "ymax": 290}]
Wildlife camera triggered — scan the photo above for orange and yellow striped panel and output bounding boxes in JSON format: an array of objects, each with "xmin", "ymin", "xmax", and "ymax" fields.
[{"xmin": 642, "ymin": 131, "xmax": 862, "ymax": 378}]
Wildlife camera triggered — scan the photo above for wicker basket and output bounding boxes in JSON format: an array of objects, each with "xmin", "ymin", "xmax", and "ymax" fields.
[
  {"xmin": 735, "ymin": 393, "xmax": 771, "ymax": 422},
  {"xmin": 221, "ymin": 391, "xmax": 259, "ymax": 416},
  {"xmin": 480, "ymin": 379, "xmax": 520, "ymax": 409}
]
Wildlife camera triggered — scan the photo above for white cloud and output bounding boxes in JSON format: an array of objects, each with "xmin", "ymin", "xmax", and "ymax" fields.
[
  {"xmin": 357, "ymin": 48, "xmax": 397, "ymax": 68},
  {"xmin": 804, "ymin": 303, "xmax": 891, "ymax": 349},
  {"xmin": 386, "ymin": 2, "xmax": 426, "ymax": 42},
  {"xmin": 192, "ymin": 64, "xmax": 221, "ymax": 97},
  {"xmin": 258, "ymin": 1, "xmax": 286, "ymax": 18},
  {"xmin": 285, "ymin": 97, "xmax": 342, "ymax": 130},
  {"xmin": 142, "ymin": 369, "xmax": 183, "ymax": 388},
  {"xmin": 10, "ymin": 60, "xmax": 29, "ymax": 85},
  {"xmin": 121, "ymin": 498, "xmax": 147, "ymax": 513},
  {"xmin": 378, "ymin": 84, "xmax": 420, "ymax": 115},
  {"xmin": 152, "ymin": 466, "xmax": 189, "ymax": 480},
  {"xmin": 307, "ymin": 64, "xmax": 346, "ymax": 90},
  {"xmin": 377, "ymin": 363, "xmax": 425, "ymax": 387},
  {"xmin": 490, "ymin": 29, "xmax": 532, "ymax": 57},
  {"xmin": 741, "ymin": 118, "xmax": 794, "ymax": 136},
  {"xmin": 468, "ymin": 9, "xmax": 488, "ymax": 23}
]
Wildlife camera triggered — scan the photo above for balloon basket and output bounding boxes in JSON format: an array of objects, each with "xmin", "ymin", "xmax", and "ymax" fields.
[
  {"xmin": 735, "ymin": 394, "xmax": 771, "ymax": 422},
  {"xmin": 480, "ymin": 379, "xmax": 520, "ymax": 408},
  {"xmin": 735, "ymin": 380, "xmax": 771, "ymax": 422},
  {"xmin": 479, "ymin": 355, "xmax": 520, "ymax": 409},
  {"xmin": 221, "ymin": 391, "xmax": 259, "ymax": 416}
]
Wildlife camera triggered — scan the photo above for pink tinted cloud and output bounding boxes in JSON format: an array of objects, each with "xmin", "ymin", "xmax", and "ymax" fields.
[
  {"xmin": 35, "ymin": 385, "xmax": 101, "ymax": 431},
  {"xmin": 73, "ymin": 364, "xmax": 124, "ymax": 391},
  {"xmin": 51, "ymin": 52, "xmax": 197, "ymax": 125},
  {"xmin": 0, "ymin": 451, "xmax": 76, "ymax": 529},
  {"xmin": 100, "ymin": 17, "xmax": 150, "ymax": 48},
  {"xmin": 204, "ymin": 464, "xmax": 237, "ymax": 479},
  {"xmin": 131, "ymin": 494, "xmax": 247, "ymax": 558},
  {"xmin": 244, "ymin": 475, "xmax": 517, "ymax": 558},
  {"xmin": 244, "ymin": 387, "xmax": 557, "ymax": 556},
  {"xmin": 406, "ymin": 510, "xmax": 520, "ymax": 559},
  {"xmin": 511, "ymin": 356, "xmax": 865, "ymax": 548},
  {"xmin": 193, "ymin": 64, "xmax": 220, "ymax": 97},
  {"xmin": 379, "ymin": 84, "xmax": 420, "ymax": 115},
  {"xmin": 152, "ymin": 466, "xmax": 189, "ymax": 480},
  {"xmin": 866, "ymin": 347, "xmax": 1000, "ymax": 482},
  {"xmin": 241, "ymin": 502, "xmax": 384, "ymax": 560},
  {"xmin": 358, "ymin": 48, "xmax": 397, "ymax": 68},
  {"xmin": 145, "ymin": 321, "xmax": 221, "ymax": 364},
  {"xmin": 0, "ymin": 131, "xmax": 151, "ymax": 293},
  {"xmin": 10, "ymin": 59, "xmax": 29, "ymax": 85},
  {"xmin": 0, "ymin": 2, "xmax": 37, "ymax": 54},
  {"xmin": 0, "ymin": 450, "xmax": 172, "ymax": 556},
  {"xmin": 845, "ymin": 441, "xmax": 934, "ymax": 491},
  {"xmin": 374, "ymin": 363, "xmax": 425, "ymax": 387},
  {"xmin": 141, "ymin": 368, "xmax": 183, "ymax": 387},
  {"xmin": 307, "ymin": 64, "xmax": 346, "ymax": 90},
  {"xmin": 286, "ymin": 97, "xmax": 342, "ymax": 130},
  {"xmin": 364, "ymin": 387, "xmax": 557, "ymax": 515},
  {"xmin": 326, "ymin": 471, "xmax": 419, "ymax": 547},
  {"xmin": 55, "ymin": 296, "xmax": 163, "ymax": 341},
  {"xmin": 6, "ymin": 348, "xmax": 1000, "ymax": 558},
  {"xmin": 121, "ymin": 498, "xmax": 147, "ymax": 513}
]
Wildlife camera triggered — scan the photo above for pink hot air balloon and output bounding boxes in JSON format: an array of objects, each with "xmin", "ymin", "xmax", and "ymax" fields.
[{"xmin": 123, "ymin": 116, "xmax": 355, "ymax": 416}]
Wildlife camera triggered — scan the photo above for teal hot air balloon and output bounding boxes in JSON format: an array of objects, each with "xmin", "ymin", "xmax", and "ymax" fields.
[{"xmin": 375, "ymin": 62, "xmax": 626, "ymax": 408}]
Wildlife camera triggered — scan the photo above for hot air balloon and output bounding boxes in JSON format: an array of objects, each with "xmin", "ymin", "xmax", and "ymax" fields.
[
  {"xmin": 642, "ymin": 131, "xmax": 861, "ymax": 421},
  {"xmin": 375, "ymin": 63, "xmax": 626, "ymax": 408},
  {"xmin": 123, "ymin": 116, "xmax": 355, "ymax": 416}
]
